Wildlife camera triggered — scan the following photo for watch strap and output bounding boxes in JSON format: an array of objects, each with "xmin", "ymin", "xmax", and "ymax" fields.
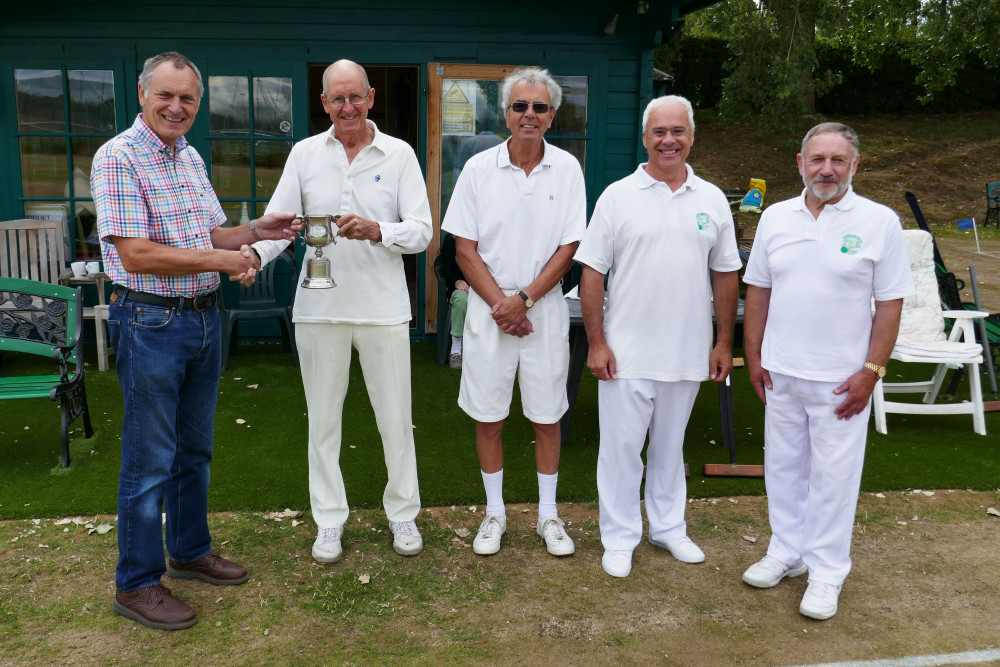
[{"xmin": 864, "ymin": 362, "xmax": 886, "ymax": 378}]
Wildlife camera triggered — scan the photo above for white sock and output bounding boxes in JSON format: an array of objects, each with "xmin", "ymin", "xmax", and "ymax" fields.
[
  {"xmin": 537, "ymin": 471, "xmax": 558, "ymax": 520},
  {"xmin": 482, "ymin": 469, "xmax": 505, "ymax": 517},
  {"xmin": 451, "ymin": 336, "xmax": 463, "ymax": 354}
]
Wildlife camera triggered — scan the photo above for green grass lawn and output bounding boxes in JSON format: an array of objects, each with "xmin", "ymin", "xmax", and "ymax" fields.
[{"xmin": 1, "ymin": 341, "xmax": 997, "ymax": 520}]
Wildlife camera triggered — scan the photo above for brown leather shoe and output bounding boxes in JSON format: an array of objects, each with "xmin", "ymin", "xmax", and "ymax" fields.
[
  {"xmin": 166, "ymin": 550, "xmax": 249, "ymax": 585},
  {"xmin": 113, "ymin": 584, "xmax": 198, "ymax": 630}
]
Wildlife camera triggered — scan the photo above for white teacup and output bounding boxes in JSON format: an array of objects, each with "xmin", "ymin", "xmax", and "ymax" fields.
[
  {"xmin": 86, "ymin": 261, "xmax": 101, "ymax": 275},
  {"xmin": 71, "ymin": 261, "xmax": 87, "ymax": 277}
]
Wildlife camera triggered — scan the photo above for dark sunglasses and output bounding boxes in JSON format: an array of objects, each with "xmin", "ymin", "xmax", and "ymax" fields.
[{"xmin": 509, "ymin": 101, "xmax": 551, "ymax": 114}]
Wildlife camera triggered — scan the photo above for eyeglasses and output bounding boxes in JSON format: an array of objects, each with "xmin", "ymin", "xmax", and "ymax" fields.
[
  {"xmin": 323, "ymin": 92, "xmax": 370, "ymax": 110},
  {"xmin": 648, "ymin": 127, "xmax": 688, "ymax": 139},
  {"xmin": 508, "ymin": 101, "xmax": 551, "ymax": 114}
]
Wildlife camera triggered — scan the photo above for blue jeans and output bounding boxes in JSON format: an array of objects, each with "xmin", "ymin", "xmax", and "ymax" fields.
[{"xmin": 107, "ymin": 297, "xmax": 221, "ymax": 592}]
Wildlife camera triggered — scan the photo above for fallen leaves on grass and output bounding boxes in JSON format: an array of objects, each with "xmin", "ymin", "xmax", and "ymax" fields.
[
  {"xmin": 264, "ymin": 509, "xmax": 301, "ymax": 521},
  {"xmin": 987, "ymin": 507, "xmax": 1000, "ymax": 517},
  {"xmin": 358, "ymin": 574, "xmax": 370, "ymax": 584}
]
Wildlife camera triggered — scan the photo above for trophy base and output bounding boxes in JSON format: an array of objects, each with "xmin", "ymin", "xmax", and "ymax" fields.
[
  {"xmin": 302, "ymin": 258, "xmax": 336, "ymax": 289},
  {"xmin": 301, "ymin": 275, "xmax": 336, "ymax": 289}
]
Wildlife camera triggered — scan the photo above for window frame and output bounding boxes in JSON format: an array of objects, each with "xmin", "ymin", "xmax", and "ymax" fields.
[{"xmin": 4, "ymin": 58, "xmax": 129, "ymax": 261}]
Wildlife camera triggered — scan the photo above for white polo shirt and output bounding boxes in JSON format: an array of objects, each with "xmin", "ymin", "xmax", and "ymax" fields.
[
  {"xmin": 255, "ymin": 120, "xmax": 432, "ymax": 325},
  {"xmin": 574, "ymin": 164, "xmax": 742, "ymax": 382},
  {"xmin": 743, "ymin": 187, "xmax": 914, "ymax": 382},
  {"xmin": 441, "ymin": 139, "xmax": 586, "ymax": 291}
]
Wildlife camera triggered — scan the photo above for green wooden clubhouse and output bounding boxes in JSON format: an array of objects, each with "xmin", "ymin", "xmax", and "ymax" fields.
[{"xmin": 0, "ymin": 0, "xmax": 712, "ymax": 339}]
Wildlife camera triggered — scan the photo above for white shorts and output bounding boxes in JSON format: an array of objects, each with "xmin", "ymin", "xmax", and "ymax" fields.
[{"xmin": 458, "ymin": 286, "xmax": 569, "ymax": 423}]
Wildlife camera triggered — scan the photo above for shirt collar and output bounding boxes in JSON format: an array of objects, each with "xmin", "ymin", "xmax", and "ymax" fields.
[
  {"xmin": 132, "ymin": 114, "xmax": 189, "ymax": 155},
  {"xmin": 634, "ymin": 163, "xmax": 696, "ymax": 191},
  {"xmin": 496, "ymin": 139, "xmax": 554, "ymax": 170},
  {"xmin": 325, "ymin": 119, "xmax": 386, "ymax": 154}
]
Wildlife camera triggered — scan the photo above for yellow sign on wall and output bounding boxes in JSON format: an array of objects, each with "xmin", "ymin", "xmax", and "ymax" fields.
[{"xmin": 442, "ymin": 82, "xmax": 474, "ymax": 135}]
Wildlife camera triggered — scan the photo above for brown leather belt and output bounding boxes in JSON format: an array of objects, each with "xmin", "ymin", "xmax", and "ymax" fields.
[{"xmin": 111, "ymin": 285, "xmax": 218, "ymax": 312}]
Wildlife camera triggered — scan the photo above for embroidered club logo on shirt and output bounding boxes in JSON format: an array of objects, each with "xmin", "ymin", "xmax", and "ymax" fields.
[
  {"xmin": 696, "ymin": 213, "xmax": 711, "ymax": 230},
  {"xmin": 375, "ymin": 174, "xmax": 381, "ymax": 182},
  {"xmin": 841, "ymin": 234, "xmax": 862, "ymax": 254}
]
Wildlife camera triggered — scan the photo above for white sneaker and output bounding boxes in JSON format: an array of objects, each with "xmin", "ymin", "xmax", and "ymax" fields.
[
  {"xmin": 390, "ymin": 520, "xmax": 423, "ymax": 556},
  {"xmin": 649, "ymin": 535, "xmax": 705, "ymax": 563},
  {"xmin": 742, "ymin": 555, "xmax": 808, "ymax": 589},
  {"xmin": 536, "ymin": 516, "xmax": 575, "ymax": 556},
  {"xmin": 799, "ymin": 581, "xmax": 841, "ymax": 620},
  {"xmin": 602, "ymin": 550, "xmax": 633, "ymax": 578},
  {"xmin": 312, "ymin": 526, "xmax": 343, "ymax": 563},
  {"xmin": 449, "ymin": 353, "xmax": 462, "ymax": 370},
  {"xmin": 473, "ymin": 514, "xmax": 506, "ymax": 555}
]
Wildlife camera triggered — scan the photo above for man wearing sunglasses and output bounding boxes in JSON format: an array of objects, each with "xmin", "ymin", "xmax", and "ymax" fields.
[
  {"xmin": 442, "ymin": 67, "xmax": 586, "ymax": 558},
  {"xmin": 575, "ymin": 95, "xmax": 742, "ymax": 578},
  {"xmin": 252, "ymin": 59, "xmax": 432, "ymax": 565}
]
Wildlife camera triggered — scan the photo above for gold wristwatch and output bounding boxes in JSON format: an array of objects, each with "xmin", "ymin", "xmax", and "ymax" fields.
[
  {"xmin": 517, "ymin": 290, "xmax": 534, "ymax": 308},
  {"xmin": 864, "ymin": 362, "xmax": 886, "ymax": 378}
]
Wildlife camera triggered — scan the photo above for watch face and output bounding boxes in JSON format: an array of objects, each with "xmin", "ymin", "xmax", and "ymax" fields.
[{"xmin": 878, "ymin": 367, "xmax": 886, "ymax": 378}]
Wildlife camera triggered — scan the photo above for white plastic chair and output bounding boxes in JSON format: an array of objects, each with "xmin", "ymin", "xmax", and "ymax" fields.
[{"xmin": 872, "ymin": 230, "xmax": 988, "ymax": 435}]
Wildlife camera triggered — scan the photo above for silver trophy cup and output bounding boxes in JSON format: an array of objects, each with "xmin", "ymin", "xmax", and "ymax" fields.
[{"xmin": 299, "ymin": 215, "xmax": 339, "ymax": 289}]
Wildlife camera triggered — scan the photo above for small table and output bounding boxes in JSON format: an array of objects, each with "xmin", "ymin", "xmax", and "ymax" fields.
[
  {"xmin": 562, "ymin": 297, "xmax": 754, "ymax": 475},
  {"xmin": 59, "ymin": 272, "xmax": 112, "ymax": 371}
]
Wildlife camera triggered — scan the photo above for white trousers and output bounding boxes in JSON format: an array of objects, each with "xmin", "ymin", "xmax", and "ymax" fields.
[
  {"xmin": 763, "ymin": 371, "xmax": 870, "ymax": 585},
  {"xmin": 297, "ymin": 322, "xmax": 421, "ymax": 529},
  {"xmin": 597, "ymin": 378, "xmax": 700, "ymax": 552}
]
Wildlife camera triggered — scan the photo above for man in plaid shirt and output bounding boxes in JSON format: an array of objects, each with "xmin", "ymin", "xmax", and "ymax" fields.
[{"xmin": 90, "ymin": 52, "xmax": 300, "ymax": 631}]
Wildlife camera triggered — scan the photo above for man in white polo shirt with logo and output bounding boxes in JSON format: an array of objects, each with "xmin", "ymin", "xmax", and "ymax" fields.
[
  {"xmin": 575, "ymin": 95, "xmax": 742, "ymax": 578},
  {"xmin": 741, "ymin": 122, "xmax": 913, "ymax": 619},
  {"xmin": 442, "ymin": 67, "xmax": 586, "ymax": 558}
]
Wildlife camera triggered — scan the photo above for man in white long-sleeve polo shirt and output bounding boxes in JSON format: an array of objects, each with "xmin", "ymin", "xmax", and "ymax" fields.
[
  {"xmin": 252, "ymin": 60, "xmax": 432, "ymax": 564},
  {"xmin": 442, "ymin": 67, "xmax": 586, "ymax": 559}
]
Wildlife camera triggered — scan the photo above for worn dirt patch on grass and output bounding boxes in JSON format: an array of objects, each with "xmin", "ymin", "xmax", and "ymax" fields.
[{"xmin": 2, "ymin": 491, "xmax": 998, "ymax": 665}]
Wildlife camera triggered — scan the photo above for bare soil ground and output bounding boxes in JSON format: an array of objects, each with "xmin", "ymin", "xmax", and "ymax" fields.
[{"xmin": 2, "ymin": 491, "xmax": 999, "ymax": 666}]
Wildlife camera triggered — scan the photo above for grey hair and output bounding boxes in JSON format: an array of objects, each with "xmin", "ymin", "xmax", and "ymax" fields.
[
  {"xmin": 322, "ymin": 60, "xmax": 371, "ymax": 96},
  {"xmin": 139, "ymin": 52, "xmax": 204, "ymax": 99},
  {"xmin": 501, "ymin": 67, "xmax": 562, "ymax": 112},
  {"xmin": 801, "ymin": 122, "xmax": 859, "ymax": 160},
  {"xmin": 641, "ymin": 95, "xmax": 695, "ymax": 133}
]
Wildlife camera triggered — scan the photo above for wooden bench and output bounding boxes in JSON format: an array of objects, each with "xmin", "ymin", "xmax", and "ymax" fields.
[{"xmin": 0, "ymin": 277, "xmax": 94, "ymax": 468}]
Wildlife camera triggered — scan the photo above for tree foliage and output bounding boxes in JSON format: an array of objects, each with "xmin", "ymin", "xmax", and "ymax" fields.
[{"xmin": 668, "ymin": 0, "xmax": 1000, "ymax": 120}]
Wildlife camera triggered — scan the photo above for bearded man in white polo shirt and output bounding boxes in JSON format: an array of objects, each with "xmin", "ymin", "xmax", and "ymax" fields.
[
  {"xmin": 574, "ymin": 95, "xmax": 742, "ymax": 579},
  {"xmin": 741, "ymin": 122, "xmax": 913, "ymax": 620},
  {"xmin": 442, "ymin": 67, "xmax": 586, "ymax": 558},
  {"xmin": 253, "ymin": 60, "xmax": 431, "ymax": 564}
]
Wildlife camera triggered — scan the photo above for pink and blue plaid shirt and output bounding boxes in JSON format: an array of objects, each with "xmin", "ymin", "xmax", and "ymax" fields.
[{"xmin": 91, "ymin": 114, "xmax": 227, "ymax": 297}]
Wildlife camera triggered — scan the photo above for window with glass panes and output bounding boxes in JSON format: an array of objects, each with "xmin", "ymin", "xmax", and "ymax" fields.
[
  {"xmin": 207, "ymin": 75, "xmax": 295, "ymax": 223},
  {"xmin": 14, "ymin": 68, "xmax": 119, "ymax": 261}
]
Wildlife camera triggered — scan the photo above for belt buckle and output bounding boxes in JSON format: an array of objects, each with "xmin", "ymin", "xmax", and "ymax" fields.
[{"xmin": 193, "ymin": 295, "xmax": 212, "ymax": 312}]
